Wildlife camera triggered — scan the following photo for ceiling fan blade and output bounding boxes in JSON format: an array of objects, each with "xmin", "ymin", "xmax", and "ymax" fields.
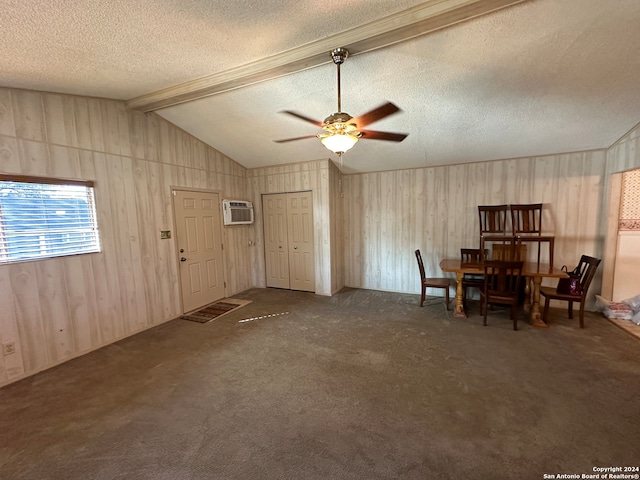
[
  {"xmin": 274, "ymin": 134, "xmax": 318, "ymax": 143},
  {"xmin": 360, "ymin": 129, "xmax": 408, "ymax": 142},
  {"xmin": 353, "ymin": 102, "xmax": 401, "ymax": 128},
  {"xmin": 280, "ymin": 110, "xmax": 323, "ymax": 127}
]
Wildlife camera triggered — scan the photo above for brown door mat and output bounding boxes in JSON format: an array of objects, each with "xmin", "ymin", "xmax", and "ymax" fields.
[{"xmin": 181, "ymin": 299, "xmax": 251, "ymax": 323}]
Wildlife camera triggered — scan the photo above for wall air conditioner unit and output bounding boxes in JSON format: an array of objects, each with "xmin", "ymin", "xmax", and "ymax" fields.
[{"xmin": 222, "ymin": 199, "xmax": 254, "ymax": 225}]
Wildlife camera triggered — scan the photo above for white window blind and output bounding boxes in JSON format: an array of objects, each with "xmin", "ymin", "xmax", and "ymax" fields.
[{"xmin": 0, "ymin": 175, "xmax": 101, "ymax": 264}]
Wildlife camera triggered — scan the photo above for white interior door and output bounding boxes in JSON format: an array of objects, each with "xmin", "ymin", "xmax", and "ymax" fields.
[
  {"xmin": 287, "ymin": 191, "xmax": 315, "ymax": 291},
  {"xmin": 263, "ymin": 193, "xmax": 290, "ymax": 289},
  {"xmin": 173, "ymin": 190, "xmax": 225, "ymax": 313}
]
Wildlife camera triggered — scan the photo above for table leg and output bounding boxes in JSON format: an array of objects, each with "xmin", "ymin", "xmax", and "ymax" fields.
[
  {"xmin": 454, "ymin": 272, "xmax": 466, "ymax": 318},
  {"xmin": 524, "ymin": 276, "xmax": 532, "ymax": 313},
  {"xmin": 530, "ymin": 276, "xmax": 547, "ymax": 328}
]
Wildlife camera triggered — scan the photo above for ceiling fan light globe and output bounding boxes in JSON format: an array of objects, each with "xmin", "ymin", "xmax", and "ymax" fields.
[{"xmin": 321, "ymin": 133, "xmax": 358, "ymax": 154}]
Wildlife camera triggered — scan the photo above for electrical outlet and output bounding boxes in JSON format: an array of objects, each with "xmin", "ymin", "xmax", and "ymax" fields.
[{"xmin": 3, "ymin": 342, "xmax": 16, "ymax": 356}]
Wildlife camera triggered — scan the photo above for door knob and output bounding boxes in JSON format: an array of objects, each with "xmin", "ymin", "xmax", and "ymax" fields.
[
  {"xmin": 180, "ymin": 257, "xmax": 187, "ymax": 262},
  {"xmin": 294, "ymin": 246, "xmax": 298, "ymax": 249}
]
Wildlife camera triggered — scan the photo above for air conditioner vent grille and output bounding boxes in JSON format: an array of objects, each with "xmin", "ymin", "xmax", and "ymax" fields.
[
  {"xmin": 231, "ymin": 208, "xmax": 252, "ymax": 222},
  {"xmin": 222, "ymin": 199, "xmax": 254, "ymax": 225}
]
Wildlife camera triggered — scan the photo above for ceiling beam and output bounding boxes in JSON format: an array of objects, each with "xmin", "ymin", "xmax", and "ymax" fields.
[{"xmin": 126, "ymin": 0, "xmax": 527, "ymax": 112}]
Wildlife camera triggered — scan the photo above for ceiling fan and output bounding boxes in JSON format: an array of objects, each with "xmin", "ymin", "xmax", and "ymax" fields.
[{"xmin": 274, "ymin": 47, "xmax": 408, "ymax": 157}]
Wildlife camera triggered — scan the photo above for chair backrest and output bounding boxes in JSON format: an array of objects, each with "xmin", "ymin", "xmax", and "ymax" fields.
[
  {"xmin": 461, "ymin": 248, "xmax": 488, "ymax": 267},
  {"xmin": 510, "ymin": 203, "xmax": 543, "ymax": 236},
  {"xmin": 478, "ymin": 205, "xmax": 509, "ymax": 237},
  {"xmin": 415, "ymin": 249, "xmax": 426, "ymax": 281},
  {"xmin": 575, "ymin": 255, "xmax": 602, "ymax": 297},
  {"xmin": 483, "ymin": 260, "xmax": 524, "ymax": 296},
  {"xmin": 482, "ymin": 237, "xmax": 526, "ymax": 262}
]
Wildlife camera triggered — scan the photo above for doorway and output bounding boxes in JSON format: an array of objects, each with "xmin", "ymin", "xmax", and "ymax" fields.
[
  {"xmin": 263, "ymin": 191, "xmax": 315, "ymax": 292},
  {"xmin": 612, "ymin": 168, "xmax": 640, "ymax": 301},
  {"xmin": 173, "ymin": 189, "xmax": 225, "ymax": 313}
]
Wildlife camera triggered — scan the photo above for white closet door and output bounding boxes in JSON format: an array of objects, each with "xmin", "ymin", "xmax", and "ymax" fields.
[
  {"xmin": 287, "ymin": 191, "xmax": 315, "ymax": 292},
  {"xmin": 263, "ymin": 191, "xmax": 315, "ymax": 292},
  {"xmin": 263, "ymin": 193, "xmax": 290, "ymax": 289}
]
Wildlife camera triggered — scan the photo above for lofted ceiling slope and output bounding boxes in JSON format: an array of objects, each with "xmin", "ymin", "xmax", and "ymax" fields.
[{"xmin": 1, "ymin": 0, "xmax": 639, "ymax": 173}]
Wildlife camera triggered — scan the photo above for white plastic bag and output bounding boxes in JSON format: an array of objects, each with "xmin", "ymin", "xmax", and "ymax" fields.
[
  {"xmin": 622, "ymin": 294, "xmax": 640, "ymax": 313},
  {"xmin": 604, "ymin": 302, "xmax": 634, "ymax": 320},
  {"xmin": 622, "ymin": 295, "xmax": 640, "ymax": 324},
  {"xmin": 595, "ymin": 295, "xmax": 635, "ymax": 321}
]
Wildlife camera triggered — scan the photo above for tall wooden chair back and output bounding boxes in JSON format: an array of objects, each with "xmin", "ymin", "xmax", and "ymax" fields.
[
  {"xmin": 415, "ymin": 248, "xmax": 427, "ymax": 280},
  {"xmin": 510, "ymin": 203, "xmax": 555, "ymax": 267},
  {"xmin": 481, "ymin": 236, "xmax": 525, "ymax": 262},
  {"xmin": 478, "ymin": 205, "xmax": 510, "ymax": 237},
  {"xmin": 460, "ymin": 248, "xmax": 487, "ymax": 308},
  {"xmin": 574, "ymin": 255, "xmax": 600, "ymax": 290},
  {"xmin": 481, "ymin": 260, "xmax": 524, "ymax": 330},
  {"xmin": 540, "ymin": 255, "xmax": 601, "ymax": 328},
  {"xmin": 510, "ymin": 203, "xmax": 543, "ymax": 235},
  {"xmin": 461, "ymin": 248, "xmax": 487, "ymax": 266}
]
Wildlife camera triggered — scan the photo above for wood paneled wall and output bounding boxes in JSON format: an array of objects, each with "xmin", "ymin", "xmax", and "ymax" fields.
[
  {"xmin": 601, "ymin": 122, "xmax": 640, "ymax": 297},
  {"xmin": 248, "ymin": 160, "xmax": 336, "ymax": 296},
  {"xmin": 0, "ymin": 88, "xmax": 252, "ymax": 386},
  {"xmin": 328, "ymin": 161, "xmax": 345, "ymax": 294},
  {"xmin": 342, "ymin": 151, "xmax": 608, "ymax": 298},
  {"xmin": 606, "ymin": 123, "xmax": 640, "ymax": 175}
]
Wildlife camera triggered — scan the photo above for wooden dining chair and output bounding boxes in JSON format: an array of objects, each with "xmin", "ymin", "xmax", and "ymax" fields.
[
  {"xmin": 415, "ymin": 249, "xmax": 453, "ymax": 310},
  {"xmin": 461, "ymin": 248, "xmax": 487, "ymax": 307},
  {"xmin": 540, "ymin": 255, "xmax": 601, "ymax": 328},
  {"xmin": 480, "ymin": 260, "xmax": 524, "ymax": 330}
]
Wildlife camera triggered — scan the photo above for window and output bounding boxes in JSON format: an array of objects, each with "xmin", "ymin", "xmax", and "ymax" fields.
[{"xmin": 0, "ymin": 175, "xmax": 101, "ymax": 264}]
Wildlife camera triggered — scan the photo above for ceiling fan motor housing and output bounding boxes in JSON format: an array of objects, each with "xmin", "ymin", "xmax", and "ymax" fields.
[
  {"xmin": 331, "ymin": 47, "xmax": 349, "ymax": 65},
  {"xmin": 323, "ymin": 112, "xmax": 353, "ymax": 125}
]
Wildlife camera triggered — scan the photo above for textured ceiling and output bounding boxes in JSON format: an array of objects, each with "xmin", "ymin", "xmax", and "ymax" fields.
[
  {"xmin": 0, "ymin": 0, "xmax": 424, "ymax": 98},
  {"xmin": 1, "ymin": 0, "xmax": 640, "ymax": 173}
]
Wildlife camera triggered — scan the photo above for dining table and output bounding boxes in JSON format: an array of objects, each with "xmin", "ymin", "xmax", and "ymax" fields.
[{"xmin": 439, "ymin": 258, "xmax": 568, "ymax": 327}]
